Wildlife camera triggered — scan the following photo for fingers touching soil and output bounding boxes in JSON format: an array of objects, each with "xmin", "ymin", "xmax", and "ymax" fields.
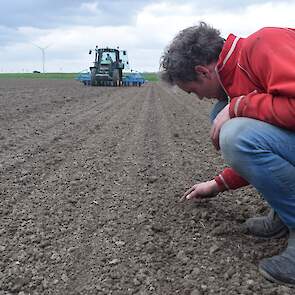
[{"xmin": 0, "ymin": 79, "xmax": 290, "ymax": 294}]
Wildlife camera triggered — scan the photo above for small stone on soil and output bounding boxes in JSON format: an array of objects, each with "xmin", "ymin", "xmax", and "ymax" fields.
[
  {"xmin": 209, "ymin": 244, "xmax": 220, "ymax": 255},
  {"xmin": 147, "ymin": 176, "xmax": 158, "ymax": 183},
  {"xmin": 109, "ymin": 258, "xmax": 120, "ymax": 265},
  {"xmin": 200, "ymin": 284, "xmax": 207, "ymax": 291},
  {"xmin": 61, "ymin": 274, "xmax": 68, "ymax": 282},
  {"xmin": 191, "ymin": 267, "xmax": 201, "ymax": 278},
  {"xmin": 115, "ymin": 240, "xmax": 125, "ymax": 247},
  {"xmin": 190, "ymin": 289, "xmax": 201, "ymax": 295},
  {"xmin": 133, "ymin": 278, "xmax": 141, "ymax": 286},
  {"xmin": 50, "ymin": 252, "xmax": 61, "ymax": 261},
  {"xmin": 42, "ymin": 279, "xmax": 48, "ymax": 289},
  {"xmin": 151, "ymin": 224, "xmax": 165, "ymax": 233},
  {"xmin": 176, "ymin": 250, "xmax": 189, "ymax": 263}
]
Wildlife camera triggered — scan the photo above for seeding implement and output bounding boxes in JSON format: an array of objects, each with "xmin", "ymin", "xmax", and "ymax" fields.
[{"xmin": 76, "ymin": 46, "xmax": 145, "ymax": 86}]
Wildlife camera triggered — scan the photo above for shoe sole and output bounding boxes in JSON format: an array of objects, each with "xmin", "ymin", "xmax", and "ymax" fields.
[{"xmin": 259, "ymin": 266, "xmax": 295, "ymax": 288}]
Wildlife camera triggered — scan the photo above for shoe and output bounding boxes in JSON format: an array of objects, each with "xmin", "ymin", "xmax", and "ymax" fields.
[
  {"xmin": 243, "ymin": 209, "xmax": 288, "ymax": 238},
  {"xmin": 259, "ymin": 229, "xmax": 295, "ymax": 286}
]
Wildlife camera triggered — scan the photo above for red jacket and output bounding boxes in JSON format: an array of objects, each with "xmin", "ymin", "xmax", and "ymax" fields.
[{"xmin": 214, "ymin": 27, "xmax": 295, "ymax": 191}]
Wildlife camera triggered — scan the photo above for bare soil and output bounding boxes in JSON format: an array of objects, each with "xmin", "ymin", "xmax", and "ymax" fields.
[{"xmin": 0, "ymin": 79, "xmax": 292, "ymax": 294}]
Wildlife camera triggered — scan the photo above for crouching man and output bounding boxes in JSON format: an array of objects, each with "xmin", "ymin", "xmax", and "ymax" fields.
[{"xmin": 160, "ymin": 22, "xmax": 295, "ymax": 285}]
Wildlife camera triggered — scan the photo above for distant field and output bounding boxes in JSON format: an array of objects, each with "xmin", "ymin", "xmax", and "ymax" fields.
[
  {"xmin": 0, "ymin": 73, "xmax": 77, "ymax": 79},
  {"xmin": 0, "ymin": 72, "xmax": 159, "ymax": 81},
  {"xmin": 141, "ymin": 72, "xmax": 159, "ymax": 81}
]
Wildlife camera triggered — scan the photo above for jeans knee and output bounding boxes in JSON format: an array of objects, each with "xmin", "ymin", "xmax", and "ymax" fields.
[{"xmin": 219, "ymin": 118, "xmax": 253, "ymax": 167}]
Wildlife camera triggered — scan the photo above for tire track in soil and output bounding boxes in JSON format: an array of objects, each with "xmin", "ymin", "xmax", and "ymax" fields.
[
  {"xmin": 56, "ymin": 85, "xmax": 154, "ymax": 294},
  {"xmin": 116, "ymin": 83, "xmax": 220, "ymax": 294},
  {"xmin": 64, "ymin": 83, "xmax": 218, "ymax": 294},
  {"xmin": 48, "ymin": 85, "xmax": 151, "ymax": 294},
  {"xmin": 46, "ymin": 83, "xmax": 175, "ymax": 294}
]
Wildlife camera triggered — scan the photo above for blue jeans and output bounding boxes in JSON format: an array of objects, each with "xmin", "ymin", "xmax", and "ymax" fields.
[
  {"xmin": 211, "ymin": 101, "xmax": 295, "ymax": 228},
  {"xmin": 210, "ymin": 99, "xmax": 228, "ymax": 124}
]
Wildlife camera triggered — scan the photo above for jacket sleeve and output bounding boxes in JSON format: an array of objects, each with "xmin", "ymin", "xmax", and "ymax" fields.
[
  {"xmin": 229, "ymin": 28, "xmax": 295, "ymax": 129},
  {"xmin": 229, "ymin": 92, "xmax": 295, "ymax": 130},
  {"xmin": 215, "ymin": 167, "xmax": 249, "ymax": 191}
]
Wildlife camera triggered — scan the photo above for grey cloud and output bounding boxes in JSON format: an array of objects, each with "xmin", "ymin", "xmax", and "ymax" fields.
[
  {"xmin": 192, "ymin": 0, "xmax": 276, "ymax": 10},
  {"xmin": 1, "ymin": 0, "xmax": 154, "ymax": 29},
  {"xmin": 1, "ymin": 0, "xmax": 275, "ymax": 29},
  {"xmin": 0, "ymin": 0, "xmax": 155, "ymax": 47}
]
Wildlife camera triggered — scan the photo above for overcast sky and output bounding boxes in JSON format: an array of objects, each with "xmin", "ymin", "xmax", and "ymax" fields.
[{"xmin": 0, "ymin": 0, "xmax": 294, "ymax": 73}]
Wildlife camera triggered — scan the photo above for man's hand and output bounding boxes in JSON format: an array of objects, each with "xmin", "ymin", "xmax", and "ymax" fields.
[
  {"xmin": 179, "ymin": 180, "xmax": 220, "ymax": 202},
  {"xmin": 210, "ymin": 104, "xmax": 230, "ymax": 150}
]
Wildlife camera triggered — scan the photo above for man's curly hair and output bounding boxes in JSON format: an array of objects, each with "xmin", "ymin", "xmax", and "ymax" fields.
[{"xmin": 160, "ymin": 22, "xmax": 224, "ymax": 84}]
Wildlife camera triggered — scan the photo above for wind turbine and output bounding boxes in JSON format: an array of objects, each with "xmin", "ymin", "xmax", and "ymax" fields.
[{"xmin": 32, "ymin": 43, "xmax": 51, "ymax": 73}]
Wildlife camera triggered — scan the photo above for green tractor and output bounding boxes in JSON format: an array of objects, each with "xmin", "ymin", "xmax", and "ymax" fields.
[{"xmin": 89, "ymin": 46, "xmax": 128, "ymax": 86}]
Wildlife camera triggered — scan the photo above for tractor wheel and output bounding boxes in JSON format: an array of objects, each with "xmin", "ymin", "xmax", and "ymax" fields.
[
  {"xmin": 90, "ymin": 68, "xmax": 97, "ymax": 86},
  {"xmin": 112, "ymin": 69, "xmax": 120, "ymax": 87}
]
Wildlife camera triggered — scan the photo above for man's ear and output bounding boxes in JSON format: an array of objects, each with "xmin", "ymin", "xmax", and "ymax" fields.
[{"xmin": 194, "ymin": 65, "xmax": 211, "ymax": 79}]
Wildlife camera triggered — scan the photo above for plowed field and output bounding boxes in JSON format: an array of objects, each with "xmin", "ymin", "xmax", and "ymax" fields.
[{"xmin": 0, "ymin": 79, "xmax": 291, "ymax": 294}]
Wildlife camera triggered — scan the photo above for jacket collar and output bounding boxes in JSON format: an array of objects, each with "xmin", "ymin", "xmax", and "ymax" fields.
[{"xmin": 215, "ymin": 34, "xmax": 243, "ymax": 96}]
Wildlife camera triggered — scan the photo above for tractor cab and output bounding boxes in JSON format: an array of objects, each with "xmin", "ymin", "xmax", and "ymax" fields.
[
  {"xmin": 89, "ymin": 47, "xmax": 127, "ymax": 86},
  {"xmin": 101, "ymin": 52, "xmax": 115, "ymax": 64}
]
